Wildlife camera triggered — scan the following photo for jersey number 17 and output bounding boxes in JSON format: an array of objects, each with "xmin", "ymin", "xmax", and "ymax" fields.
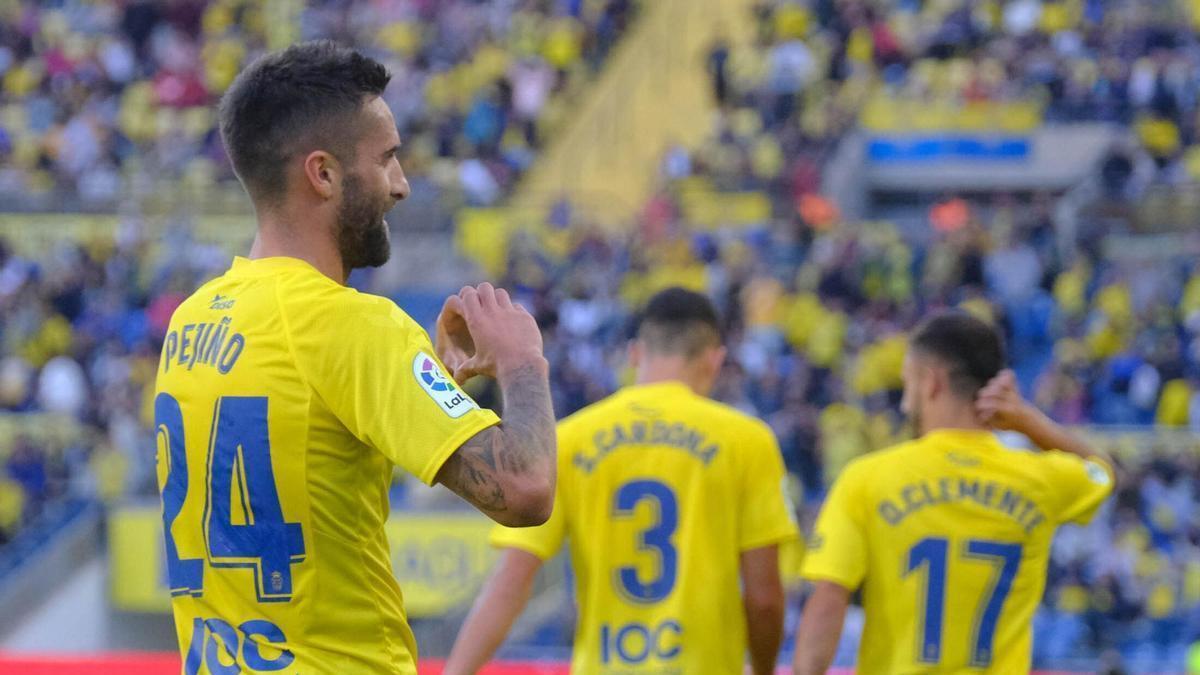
[{"xmin": 905, "ymin": 537, "xmax": 1022, "ymax": 668}]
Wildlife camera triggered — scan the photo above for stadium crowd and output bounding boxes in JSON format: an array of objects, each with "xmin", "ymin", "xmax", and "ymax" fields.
[
  {"xmin": 0, "ymin": 0, "xmax": 636, "ymax": 209},
  {"xmin": 1, "ymin": 0, "xmax": 1200, "ymax": 668},
  {"xmin": 488, "ymin": 0, "xmax": 1200, "ymax": 663},
  {"xmin": 695, "ymin": 0, "xmax": 1200, "ymax": 212},
  {"xmin": 0, "ymin": 208, "xmax": 1198, "ymax": 661}
]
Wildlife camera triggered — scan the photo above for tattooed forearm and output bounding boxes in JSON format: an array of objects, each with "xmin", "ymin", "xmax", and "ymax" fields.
[
  {"xmin": 494, "ymin": 362, "xmax": 556, "ymax": 473},
  {"xmin": 436, "ymin": 359, "xmax": 556, "ymax": 526},
  {"xmin": 438, "ymin": 433, "xmax": 508, "ymax": 512}
]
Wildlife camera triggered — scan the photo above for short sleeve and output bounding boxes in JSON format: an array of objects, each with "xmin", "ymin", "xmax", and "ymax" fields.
[
  {"xmin": 801, "ymin": 461, "xmax": 868, "ymax": 591},
  {"xmin": 1041, "ymin": 451, "xmax": 1115, "ymax": 526},
  {"xmin": 287, "ymin": 286, "xmax": 499, "ymax": 485},
  {"xmin": 738, "ymin": 422, "xmax": 801, "ymax": 551}
]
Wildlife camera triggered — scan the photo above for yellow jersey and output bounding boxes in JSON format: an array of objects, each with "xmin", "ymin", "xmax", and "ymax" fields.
[
  {"xmin": 492, "ymin": 382, "xmax": 799, "ymax": 675},
  {"xmin": 803, "ymin": 429, "xmax": 1114, "ymax": 674},
  {"xmin": 154, "ymin": 256, "xmax": 499, "ymax": 674}
]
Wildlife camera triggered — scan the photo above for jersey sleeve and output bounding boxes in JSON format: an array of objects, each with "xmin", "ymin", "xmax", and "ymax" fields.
[
  {"xmin": 1041, "ymin": 451, "xmax": 1115, "ymax": 526},
  {"xmin": 287, "ymin": 287, "xmax": 499, "ymax": 485},
  {"xmin": 801, "ymin": 460, "xmax": 868, "ymax": 591},
  {"xmin": 737, "ymin": 422, "xmax": 801, "ymax": 551}
]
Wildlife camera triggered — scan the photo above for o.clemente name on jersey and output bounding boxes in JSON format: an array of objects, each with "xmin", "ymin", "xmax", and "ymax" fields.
[
  {"xmin": 573, "ymin": 419, "xmax": 719, "ymax": 473},
  {"xmin": 161, "ymin": 316, "xmax": 247, "ymax": 375},
  {"xmin": 878, "ymin": 476, "xmax": 1048, "ymax": 534}
]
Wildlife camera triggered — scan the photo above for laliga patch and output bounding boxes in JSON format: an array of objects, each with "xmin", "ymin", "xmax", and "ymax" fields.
[
  {"xmin": 1085, "ymin": 460, "xmax": 1111, "ymax": 487},
  {"xmin": 413, "ymin": 352, "xmax": 478, "ymax": 419}
]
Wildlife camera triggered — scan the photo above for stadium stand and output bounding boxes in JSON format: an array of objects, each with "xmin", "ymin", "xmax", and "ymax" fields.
[
  {"xmin": 468, "ymin": 0, "xmax": 1200, "ymax": 667},
  {"xmin": 0, "ymin": 0, "xmax": 637, "ymax": 212},
  {"xmin": 1, "ymin": 0, "xmax": 1200, "ymax": 672}
]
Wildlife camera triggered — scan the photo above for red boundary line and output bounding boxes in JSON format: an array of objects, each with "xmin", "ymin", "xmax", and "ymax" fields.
[{"xmin": 0, "ymin": 654, "xmax": 1088, "ymax": 675}]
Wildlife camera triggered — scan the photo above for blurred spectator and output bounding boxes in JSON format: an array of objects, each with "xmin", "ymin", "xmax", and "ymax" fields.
[
  {"xmin": 35, "ymin": 354, "xmax": 87, "ymax": 417},
  {"xmin": 0, "ymin": 0, "xmax": 640, "ymax": 211},
  {"xmin": 6, "ymin": 435, "xmax": 47, "ymax": 515},
  {"xmin": 2, "ymin": 0, "xmax": 1200, "ymax": 669},
  {"xmin": 706, "ymin": 35, "xmax": 731, "ymax": 106}
]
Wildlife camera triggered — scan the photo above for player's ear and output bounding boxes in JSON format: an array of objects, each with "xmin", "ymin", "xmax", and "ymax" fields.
[
  {"xmin": 627, "ymin": 340, "xmax": 642, "ymax": 370},
  {"xmin": 302, "ymin": 150, "xmax": 339, "ymax": 200},
  {"xmin": 926, "ymin": 363, "xmax": 946, "ymax": 401},
  {"xmin": 707, "ymin": 345, "xmax": 727, "ymax": 374}
]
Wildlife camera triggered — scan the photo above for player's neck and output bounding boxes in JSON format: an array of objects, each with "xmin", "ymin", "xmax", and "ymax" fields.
[
  {"xmin": 635, "ymin": 361, "xmax": 712, "ymax": 397},
  {"xmin": 919, "ymin": 400, "xmax": 988, "ymax": 436},
  {"xmin": 249, "ymin": 216, "xmax": 348, "ymax": 284}
]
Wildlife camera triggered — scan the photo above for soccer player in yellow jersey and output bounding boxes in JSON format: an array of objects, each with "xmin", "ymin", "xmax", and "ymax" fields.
[
  {"xmin": 793, "ymin": 312, "xmax": 1115, "ymax": 674},
  {"xmin": 444, "ymin": 288, "xmax": 800, "ymax": 675},
  {"xmin": 154, "ymin": 42, "xmax": 557, "ymax": 674}
]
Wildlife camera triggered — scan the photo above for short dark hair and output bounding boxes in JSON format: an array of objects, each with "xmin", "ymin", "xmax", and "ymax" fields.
[
  {"xmin": 637, "ymin": 287, "xmax": 722, "ymax": 358},
  {"xmin": 909, "ymin": 311, "xmax": 1006, "ymax": 400},
  {"xmin": 218, "ymin": 40, "xmax": 391, "ymax": 202}
]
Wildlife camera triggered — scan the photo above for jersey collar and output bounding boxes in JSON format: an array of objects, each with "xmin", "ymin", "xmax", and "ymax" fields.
[
  {"xmin": 621, "ymin": 380, "xmax": 696, "ymax": 398},
  {"xmin": 921, "ymin": 428, "xmax": 999, "ymax": 447},
  {"xmin": 230, "ymin": 256, "xmax": 322, "ymax": 276}
]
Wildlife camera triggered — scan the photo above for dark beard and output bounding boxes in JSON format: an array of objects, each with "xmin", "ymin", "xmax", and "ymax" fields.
[{"xmin": 336, "ymin": 173, "xmax": 392, "ymax": 270}]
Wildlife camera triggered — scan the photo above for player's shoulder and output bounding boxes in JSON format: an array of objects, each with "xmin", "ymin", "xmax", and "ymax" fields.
[
  {"xmin": 167, "ymin": 270, "xmax": 243, "ymax": 331},
  {"xmin": 1023, "ymin": 446, "xmax": 1114, "ymax": 482},
  {"xmin": 838, "ymin": 438, "xmax": 925, "ymax": 483},
  {"xmin": 564, "ymin": 387, "xmax": 771, "ymax": 441},
  {"xmin": 555, "ymin": 391, "xmax": 624, "ymax": 438},
  {"xmin": 271, "ymin": 264, "xmax": 384, "ymax": 310},
  {"xmin": 275, "ymin": 271, "xmax": 422, "ymax": 337},
  {"xmin": 174, "ymin": 274, "xmax": 227, "ymax": 315},
  {"xmin": 682, "ymin": 393, "xmax": 774, "ymax": 440}
]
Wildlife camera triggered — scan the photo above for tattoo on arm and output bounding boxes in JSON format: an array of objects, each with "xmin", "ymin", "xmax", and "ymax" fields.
[
  {"xmin": 436, "ymin": 362, "xmax": 555, "ymax": 518},
  {"xmin": 438, "ymin": 431, "xmax": 508, "ymax": 512}
]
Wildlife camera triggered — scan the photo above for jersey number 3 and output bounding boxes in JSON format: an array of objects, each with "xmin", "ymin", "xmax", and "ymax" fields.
[
  {"xmin": 157, "ymin": 393, "xmax": 306, "ymax": 603},
  {"xmin": 612, "ymin": 480, "xmax": 678, "ymax": 603},
  {"xmin": 906, "ymin": 537, "xmax": 1021, "ymax": 667}
]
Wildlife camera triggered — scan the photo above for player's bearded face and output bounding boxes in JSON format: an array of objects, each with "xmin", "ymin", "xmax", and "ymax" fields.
[{"xmin": 336, "ymin": 171, "xmax": 392, "ymax": 270}]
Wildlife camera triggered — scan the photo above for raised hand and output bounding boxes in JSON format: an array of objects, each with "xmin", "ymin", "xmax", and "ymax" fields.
[
  {"xmin": 435, "ymin": 283, "xmax": 544, "ymax": 383},
  {"xmin": 435, "ymin": 294, "xmax": 475, "ymax": 380},
  {"xmin": 433, "ymin": 283, "xmax": 556, "ymax": 528},
  {"xmin": 975, "ymin": 369, "xmax": 1032, "ymax": 431}
]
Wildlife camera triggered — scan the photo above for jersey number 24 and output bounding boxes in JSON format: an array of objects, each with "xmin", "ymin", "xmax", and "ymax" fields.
[{"xmin": 156, "ymin": 393, "xmax": 306, "ymax": 603}]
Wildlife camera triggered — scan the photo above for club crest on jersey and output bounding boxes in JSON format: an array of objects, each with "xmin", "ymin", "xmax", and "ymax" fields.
[{"xmin": 414, "ymin": 352, "xmax": 477, "ymax": 418}]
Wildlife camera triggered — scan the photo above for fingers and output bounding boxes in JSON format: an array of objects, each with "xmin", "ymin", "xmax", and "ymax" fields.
[
  {"xmin": 495, "ymin": 286, "xmax": 513, "ymax": 308},
  {"xmin": 458, "ymin": 285, "xmax": 481, "ymax": 312},
  {"xmin": 460, "ymin": 282, "xmax": 518, "ymax": 316},
  {"xmin": 975, "ymin": 388, "xmax": 1015, "ymax": 427},
  {"xmin": 475, "ymin": 282, "xmax": 498, "ymax": 308},
  {"xmin": 438, "ymin": 294, "xmax": 465, "ymax": 323},
  {"xmin": 440, "ymin": 351, "xmax": 469, "ymax": 381},
  {"xmin": 978, "ymin": 374, "xmax": 1014, "ymax": 401},
  {"xmin": 976, "ymin": 397, "xmax": 999, "ymax": 421},
  {"xmin": 982, "ymin": 369, "xmax": 1016, "ymax": 393},
  {"xmin": 453, "ymin": 356, "xmax": 487, "ymax": 383},
  {"xmin": 977, "ymin": 383, "xmax": 1004, "ymax": 401}
]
